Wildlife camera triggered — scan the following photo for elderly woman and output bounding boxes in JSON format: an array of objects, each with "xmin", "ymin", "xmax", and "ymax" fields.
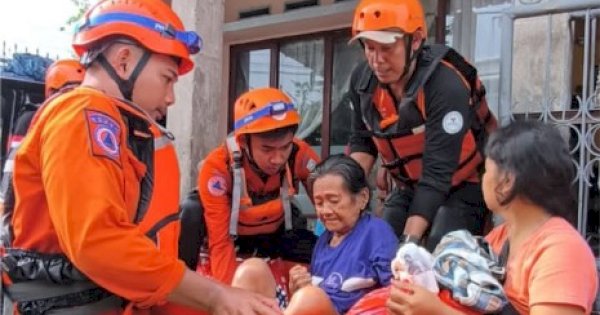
[
  {"xmin": 386, "ymin": 121, "xmax": 598, "ymax": 315},
  {"xmin": 233, "ymin": 154, "xmax": 398, "ymax": 314},
  {"xmin": 284, "ymin": 154, "xmax": 399, "ymax": 314}
]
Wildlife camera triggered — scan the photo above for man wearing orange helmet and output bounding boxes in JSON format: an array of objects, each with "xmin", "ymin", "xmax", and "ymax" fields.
[
  {"xmin": 44, "ymin": 59, "xmax": 87, "ymax": 99},
  {"xmin": 5, "ymin": 59, "xmax": 85, "ymax": 160},
  {"xmin": 0, "ymin": 59, "xmax": 85, "ymax": 244},
  {"xmin": 179, "ymin": 87, "xmax": 319, "ymax": 293},
  {"xmin": 2, "ymin": 0, "xmax": 281, "ymax": 314},
  {"xmin": 347, "ymin": 0, "xmax": 497, "ymax": 251}
]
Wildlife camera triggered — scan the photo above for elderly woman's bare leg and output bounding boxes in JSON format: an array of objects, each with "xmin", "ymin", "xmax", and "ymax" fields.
[
  {"xmin": 232, "ymin": 258, "xmax": 277, "ymax": 298},
  {"xmin": 285, "ymin": 286, "xmax": 338, "ymax": 315}
]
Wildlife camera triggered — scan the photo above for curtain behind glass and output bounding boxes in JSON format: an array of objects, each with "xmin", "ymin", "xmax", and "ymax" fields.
[
  {"xmin": 234, "ymin": 49, "xmax": 271, "ymax": 101},
  {"xmin": 279, "ymin": 39, "xmax": 324, "ymax": 150},
  {"xmin": 330, "ymin": 36, "xmax": 364, "ymax": 155}
]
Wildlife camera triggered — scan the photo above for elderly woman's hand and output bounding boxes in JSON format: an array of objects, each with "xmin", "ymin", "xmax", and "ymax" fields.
[
  {"xmin": 288, "ymin": 264, "xmax": 312, "ymax": 295},
  {"xmin": 386, "ymin": 279, "xmax": 458, "ymax": 315}
]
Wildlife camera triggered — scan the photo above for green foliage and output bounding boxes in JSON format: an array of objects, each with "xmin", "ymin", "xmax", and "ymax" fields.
[{"xmin": 60, "ymin": 0, "xmax": 92, "ymax": 32}]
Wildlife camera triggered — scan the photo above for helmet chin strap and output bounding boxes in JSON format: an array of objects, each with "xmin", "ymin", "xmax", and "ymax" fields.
[
  {"xmin": 96, "ymin": 49, "xmax": 152, "ymax": 101},
  {"xmin": 242, "ymin": 136, "xmax": 267, "ymax": 178},
  {"xmin": 399, "ymin": 34, "xmax": 423, "ymax": 82}
]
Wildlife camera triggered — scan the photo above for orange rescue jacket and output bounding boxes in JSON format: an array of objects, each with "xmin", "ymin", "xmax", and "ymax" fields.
[
  {"xmin": 8, "ymin": 87, "xmax": 185, "ymax": 313},
  {"xmin": 197, "ymin": 139, "xmax": 319, "ymax": 284}
]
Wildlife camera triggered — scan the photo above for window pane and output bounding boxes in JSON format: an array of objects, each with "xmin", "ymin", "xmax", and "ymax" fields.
[
  {"xmin": 421, "ymin": 0, "xmax": 438, "ymax": 43},
  {"xmin": 330, "ymin": 36, "xmax": 364, "ymax": 155},
  {"xmin": 472, "ymin": 1, "xmax": 510, "ymax": 113},
  {"xmin": 446, "ymin": 0, "xmax": 511, "ymax": 113},
  {"xmin": 279, "ymin": 38, "xmax": 324, "ymax": 154},
  {"xmin": 234, "ymin": 49, "xmax": 271, "ymax": 100}
]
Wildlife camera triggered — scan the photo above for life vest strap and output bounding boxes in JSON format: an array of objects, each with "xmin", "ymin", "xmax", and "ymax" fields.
[
  {"xmin": 226, "ymin": 135, "xmax": 295, "ymax": 236},
  {"xmin": 1, "ymin": 249, "xmax": 118, "ymax": 314},
  {"xmin": 6, "ymin": 279, "xmax": 116, "ymax": 314},
  {"xmin": 281, "ymin": 175, "xmax": 293, "ymax": 231}
]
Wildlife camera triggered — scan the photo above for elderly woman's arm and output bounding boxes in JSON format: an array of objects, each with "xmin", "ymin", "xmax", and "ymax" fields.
[{"xmin": 289, "ymin": 264, "xmax": 312, "ymax": 295}]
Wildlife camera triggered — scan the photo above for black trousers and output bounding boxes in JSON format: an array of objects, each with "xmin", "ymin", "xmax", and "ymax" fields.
[
  {"xmin": 382, "ymin": 182, "xmax": 489, "ymax": 252},
  {"xmin": 178, "ymin": 190, "xmax": 316, "ymax": 270}
]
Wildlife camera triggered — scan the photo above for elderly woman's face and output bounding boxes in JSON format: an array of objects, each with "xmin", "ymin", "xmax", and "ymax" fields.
[{"xmin": 312, "ymin": 174, "xmax": 368, "ymax": 236}]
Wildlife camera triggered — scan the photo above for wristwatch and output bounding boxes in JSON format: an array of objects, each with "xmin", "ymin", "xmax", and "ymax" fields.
[{"xmin": 400, "ymin": 234, "xmax": 421, "ymax": 245}]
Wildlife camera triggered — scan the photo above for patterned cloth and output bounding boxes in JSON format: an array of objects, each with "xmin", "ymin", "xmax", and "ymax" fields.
[
  {"xmin": 432, "ymin": 230, "xmax": 508, "ymax": 313},
  {"xmin": 275, "ymin": 284, "xmax": 288, "ymax": 309}
]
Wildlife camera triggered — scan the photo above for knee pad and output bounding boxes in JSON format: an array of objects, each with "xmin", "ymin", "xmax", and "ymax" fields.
[
  {"xmin": 426, "ymin": 206, "xmax": 455, "ymax": 252},
  {"xmin": 426, "ymin": 205, "xmax": 487, "ymax": 252},
  {"xmin": 382, "ymin": 190, "xmax": 411, "ymax": 238},
  {"xmin": 178, "ymin": 189, "xmax": 206, "ymax": 269}
]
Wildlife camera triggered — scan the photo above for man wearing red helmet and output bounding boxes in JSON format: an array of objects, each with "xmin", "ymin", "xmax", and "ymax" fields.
[
  {"xmin": 179, "ymin": 87, "xmax": 319, "ymax": 295},
  {"xmin": 3, "ymin": 0, "xmax": 281, "ymax": 314},
  {"xmin": 347, "ymin": 0, "xmax": 497, "ymax": 251}
]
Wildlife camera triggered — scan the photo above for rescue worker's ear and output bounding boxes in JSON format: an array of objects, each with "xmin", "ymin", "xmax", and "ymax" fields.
[
  {"xmin": 118, "ymin": 48, "xmax": 130, "ymax": 73},
  {"xmin": 410, "ymin": 28, "xmax": 426, "ymax": 51},
  {"xmin": 238, "ymin": 135, "xmax": 249, "ymax": 149},
  {"xmin": 107, "ymin": 44, "xmax": 141, "ymax": 78}
]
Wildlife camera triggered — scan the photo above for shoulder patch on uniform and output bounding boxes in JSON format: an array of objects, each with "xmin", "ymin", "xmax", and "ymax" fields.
[
  {"xmin": 207, "ymin": 175, "xmax": 227, "ymax": 196},
  {"xmin": 85, "ymin": 110, "xmax": 121, "ymax": 165},
  {"xmin": 442, "ymin": 111, "xmax": 464, "ymax": 135}
]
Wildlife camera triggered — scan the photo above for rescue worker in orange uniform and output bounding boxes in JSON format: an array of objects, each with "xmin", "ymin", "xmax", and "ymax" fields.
[
  {"xmin": 44, "ymin": 59, "xmax": 87, "ymax": 99},
  {"xmin": 0, "ymin": 59, "xmax": 85, "ymax": 238},
  {"xmin": 179, "ymin": 87, "xmax": 319, "ymax": 290},
  {"xmin": 1, "ymin": 0, "xmax": 282, "ymax": 314},
  {"xmin": 347, "ymin": 0, "xmax": 497, "ymax": 251}
]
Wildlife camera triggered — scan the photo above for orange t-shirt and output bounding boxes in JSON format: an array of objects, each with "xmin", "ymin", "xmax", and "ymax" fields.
[{"xmin": 485, "ymin": 217, "xmax": 598, "ymax": 314}]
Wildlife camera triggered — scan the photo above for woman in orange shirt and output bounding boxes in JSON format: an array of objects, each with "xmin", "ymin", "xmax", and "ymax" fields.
[{"xmin": 386, "ymin": 121, "xmax": 598, "ymax": 315}]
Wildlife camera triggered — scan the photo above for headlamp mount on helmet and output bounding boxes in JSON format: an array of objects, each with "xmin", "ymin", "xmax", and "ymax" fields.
[
  {"xmin": 234, "ymin": 102, "xmax": 295, "ymax": 131},
  {"xmin": 76, "ymin": 12, "xmax": 202, "ymax": 55}
]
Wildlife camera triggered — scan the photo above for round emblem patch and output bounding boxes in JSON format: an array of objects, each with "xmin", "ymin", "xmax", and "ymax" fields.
[
  {"xmin": 442, "ymin": 111, "xmax": 464, "ymax": 134},
  {"xmin": 207, "ymin": 176, "xmax": 227, "ymax": 196},
  {"xmin": 94, "ymin": 127, "xmax": 119, "ymax": 156}
]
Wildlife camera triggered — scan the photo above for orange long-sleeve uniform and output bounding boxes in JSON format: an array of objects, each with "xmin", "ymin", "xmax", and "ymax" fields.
[
  {"xmin": 10, "ymin": 87, "xmax": 185, "ymax": 310},
  {"xmin": 198, "ymin": 140, "xmax": 319, "ymax": 284}
]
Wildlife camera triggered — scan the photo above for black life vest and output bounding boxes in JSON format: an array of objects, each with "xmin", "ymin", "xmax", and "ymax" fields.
[{"xmin": 359, "ymin": 44, "xmax": 498, "ymax": 187}]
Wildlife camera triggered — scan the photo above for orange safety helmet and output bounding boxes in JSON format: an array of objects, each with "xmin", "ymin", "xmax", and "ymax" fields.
[
  {"xmin": 351, "ymin": 0, "xmax": 427, "ymax": 38},
  {"xmin": 44, "ymin": 59, "xmax": 85, "ymax": 98},
  {"xmin": 72, "ymin": 0, "xmax": 201, "ymax": 75},
  {"xmin": 233, "ymin": 87, "xmax": 300, "ymax": 137}
]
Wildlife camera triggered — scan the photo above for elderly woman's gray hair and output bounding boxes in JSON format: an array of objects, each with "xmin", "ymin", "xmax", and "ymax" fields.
[{"xmin": 309, "ymin": 154, "xmax": 371, "ymax": 206}]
